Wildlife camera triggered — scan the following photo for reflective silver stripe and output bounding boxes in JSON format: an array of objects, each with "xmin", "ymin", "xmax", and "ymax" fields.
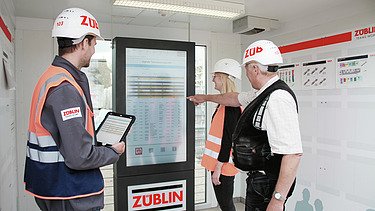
[
  {"xmin": 28, "ymin": 132, "xmax": 57, "ymax": 147},
  {"xmin": 204, "ymin": 148, "xmax": 235, "ymax": 164},
  {"xmin": 38, "ymin": 73, "xmax": 74, "ymax": 104},
  {"xmin": 26, "ymin": 146, "xmax": 31, "ymax": 158},
  {"xmin": 204, "ymin": 148, "xmax": 218, "ymax": 159},
  {"xmin": 207, "ymin": 134, "xmax": 221, "ymax": 145},
  {"xmin": 228, "ymin": 156, "xmax": 234, "ymax": 164},
  {"xmin": 85, "ymin": 107, "xmax": 88, "ymax": 130},
  {"xmin": 26, "ymin": 146, "xmax": 64, "ymax": 163},
  {"xmin": 34, "ymin": 73, "xmax": 75, "ymax": 123},
  {"xmin": 32, "ymin": 70, "xmax": 94, "ymax": 146},
  {"xmin": 91, "ymin": 136, "xmax": 95, "ymax": 145}
]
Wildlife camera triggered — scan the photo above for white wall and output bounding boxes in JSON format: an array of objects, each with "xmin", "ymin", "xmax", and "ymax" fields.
[
  {"xmin": 238, "ymin": 3, "xmax": 375, "ymax": 211},
  {"xmin": 15, "ymin": 17, "xmax": 55, "ymax": 211},
  {"xmin": 14, "ymin": 17, "xmax": 241, "ymax": 211},
  {"xmin": 0, "ymin": 0, "xmax": 17, "ymax": 210}
]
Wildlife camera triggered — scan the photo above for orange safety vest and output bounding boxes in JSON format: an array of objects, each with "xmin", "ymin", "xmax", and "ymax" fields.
[
  {"xmin": 201, "ymin": 105, "xmax": 238, "ymax": 176},
  {"xmin": 24, "ymin": 65, "xmax": 103, "ymax": 200}
]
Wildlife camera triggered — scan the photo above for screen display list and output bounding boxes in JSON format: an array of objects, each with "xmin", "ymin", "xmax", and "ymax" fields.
[
  {"xmin": 96, "ymin": 115, "xmax": 132, "ymax": 145},
  {"xmin": 125, "ymin": 48, "xmax": 187, "ymax": 166}
]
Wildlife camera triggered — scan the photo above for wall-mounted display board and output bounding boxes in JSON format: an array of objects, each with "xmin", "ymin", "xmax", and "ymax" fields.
[
  {"xmin": 112, "ymin": 37, "xmax": 195, "ymax": 211},
  {"xmin": 277, "ymin": 63, "xmax": 301, "ymax": 90},
  {"xmin": 301, "ymin": 59, "xmax": 335, "ymax": 90},
  {"xmin": 336, "ymin": 53, "xmax": 375, "ymax": 88}
]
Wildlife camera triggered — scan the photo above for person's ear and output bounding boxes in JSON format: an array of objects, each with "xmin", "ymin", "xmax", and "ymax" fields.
[
  {"xmin": 81, "ymin": 38, "xmax": 90, "ymax": 50},
  {"xmin": 253, "ymin": 64, "xmax": 259, "ymax": 75},
  {"xmin": 76, "ymin": 41, "xmax": 84, "ymax": 51}
]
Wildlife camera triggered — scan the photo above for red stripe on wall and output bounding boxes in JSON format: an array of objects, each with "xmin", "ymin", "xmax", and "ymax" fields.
[
  {"xmin": 0, "ymin": 16, "xmax": 12, "ymax": 42},
  {"xmin": 279, "ymin": 32, "xmax": 352, "ymax": 54}
]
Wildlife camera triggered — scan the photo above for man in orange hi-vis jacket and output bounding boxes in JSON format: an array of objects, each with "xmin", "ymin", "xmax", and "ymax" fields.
[{"xmin": 24, "ymin": 8, "xmax": 125, "ymax": 211}]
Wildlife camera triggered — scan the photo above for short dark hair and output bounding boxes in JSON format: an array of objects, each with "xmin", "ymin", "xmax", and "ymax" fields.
[{"xmin": 58, "ymin": 35, "xmax": 95, "ymax": 56}]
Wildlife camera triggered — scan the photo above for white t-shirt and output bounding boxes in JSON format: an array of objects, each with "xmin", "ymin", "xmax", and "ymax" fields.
[{"xmin": 238, "ymin": 76, "xmax": 303, "ymax": 154}]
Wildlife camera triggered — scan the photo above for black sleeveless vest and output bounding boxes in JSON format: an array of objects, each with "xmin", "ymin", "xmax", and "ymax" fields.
[{"xmin": 232, "ymin": 79, "xmax": 298, "ymax": 179}]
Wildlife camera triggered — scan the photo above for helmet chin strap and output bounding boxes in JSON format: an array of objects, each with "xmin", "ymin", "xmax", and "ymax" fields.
[
  {"xmin": 267, "ymin": 66, "xmax": 279, "ymax": 72},
  {"xmin": 72, "ymin": 35, "xmax": 86, "ymax": 45},
  {"xmin": 228, "ymin": 75, "xmax": 236, "ymax": 81},
  {"xmin": 57, "ymin": 35, "xmax": 88, "ymax": 48}
]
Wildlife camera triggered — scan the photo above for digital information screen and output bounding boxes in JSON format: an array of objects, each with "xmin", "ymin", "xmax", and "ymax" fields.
[{"xmin": 125, "ymin": 48, "xmax": 187, "ymax": 166}]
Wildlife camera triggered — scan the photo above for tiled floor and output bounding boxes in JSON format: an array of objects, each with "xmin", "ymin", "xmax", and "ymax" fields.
[{"xmin": 200, "ymin": 202, "xmax": 245, "ymax": 211}]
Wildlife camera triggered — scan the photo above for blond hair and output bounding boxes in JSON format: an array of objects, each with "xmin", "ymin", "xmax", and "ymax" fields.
[{"xmin": 215, "ymin": 72, "xmax": 237, "ymax": 94}]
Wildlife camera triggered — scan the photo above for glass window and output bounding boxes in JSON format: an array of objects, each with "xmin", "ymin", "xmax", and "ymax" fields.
[
  {"xmin": 194, "ymin": 45, "xmax": 207, "ymax": 204},
  {"xmin": 82, "ymin": 40, "xmax": 115, "ymax": 210},
  {"xmin": 82, "ymin": 40, "xmax": 113, "ymax": 122}
]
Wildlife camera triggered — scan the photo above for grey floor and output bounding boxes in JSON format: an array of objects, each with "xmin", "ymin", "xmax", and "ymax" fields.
[{"xmin": 201, "ymin": 202, "xmax": 245, "ymax": 211}]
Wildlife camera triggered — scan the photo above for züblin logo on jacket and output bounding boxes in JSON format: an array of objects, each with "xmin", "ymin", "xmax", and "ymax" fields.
[
  {"xmin": 61, "ymin": 107, "xmax": 82, "ymax": 121},
  {"xmin": 128, "ymin": 180, "xmax": 186, "ymax": 210}
]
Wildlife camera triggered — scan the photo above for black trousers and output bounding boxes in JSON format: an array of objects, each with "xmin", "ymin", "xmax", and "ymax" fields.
[
  {"xmin": 212, "ymin": 173, "xmax": 236, "ymax": 211},
  {"xmin": 245, "ymin": 171, "xmax": 287, "ymax": 211}
]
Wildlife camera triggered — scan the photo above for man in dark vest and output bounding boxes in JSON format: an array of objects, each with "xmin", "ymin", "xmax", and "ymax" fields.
[{"xmin": 187, "ymin": 40, "xmax": 303, "ymax": 211}]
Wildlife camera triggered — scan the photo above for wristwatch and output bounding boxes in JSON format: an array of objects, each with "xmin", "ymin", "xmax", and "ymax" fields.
[{"xmin": 273, "ymin": 191, "xmax": 285, "ymax": 201}]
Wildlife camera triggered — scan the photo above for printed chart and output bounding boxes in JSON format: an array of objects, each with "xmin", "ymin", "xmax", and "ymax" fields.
[
  {"xmin": 277, "ymin": 63, "xmax": 301, "ymax": 90},
  {"xmin": 301, "ymin": 59, "xmax": 335, "ymax": 90},
  {"xmin": 336, "ymin": 53, "xmax": 375, "ymax": 88}
]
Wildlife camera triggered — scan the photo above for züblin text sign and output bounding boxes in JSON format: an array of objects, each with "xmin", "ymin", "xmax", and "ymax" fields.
[{"xmin": 128, "ymin": 180, "xmax": 186, "ymax": 210}]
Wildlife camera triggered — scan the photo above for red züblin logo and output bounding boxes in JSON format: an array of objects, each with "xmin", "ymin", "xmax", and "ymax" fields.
[
  {"xmin": 354, "ymin": 26, "xmax": 375, "ymax": 37},
  {"xmin": 244, "ymin": 47, "xmax": 263, "ymax": 58},
  {"xmin": 63, "ymin": 108, "xmax": 80, "ymax": 117},
  {"xmin": 132, "ymin": 191, "xmax": 183, "ymax": 208},
  {"xmin": 80, "ymin": 15, "xmax": 99, "ymax": 29}
]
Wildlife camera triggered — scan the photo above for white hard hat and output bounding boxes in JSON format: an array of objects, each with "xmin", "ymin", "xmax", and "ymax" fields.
[
  {"xmin": 242, "ymin": 40, "xmax": 283, "ymax": 67},
  {"xmin": 213, "ymin": 58, "xmax": 242, "ymax": 80},
  {"xmin": 52, "ymin": 8, "xmax": 103, "ymax": 44}
]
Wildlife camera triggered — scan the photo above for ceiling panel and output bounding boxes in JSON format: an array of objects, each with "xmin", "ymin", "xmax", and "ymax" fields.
[
  {"xmin": 13, "ymin": 0, "xmax": 375, "ymax": 33},
  {"xmin": 111, "ymin": 6, "xmax": 143, "ymax": 17}
]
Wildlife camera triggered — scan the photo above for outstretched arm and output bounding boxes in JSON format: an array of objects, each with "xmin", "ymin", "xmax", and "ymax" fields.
[{"xmin": 187, "ymin": 92, "xmax": 241, "ymax": 107}]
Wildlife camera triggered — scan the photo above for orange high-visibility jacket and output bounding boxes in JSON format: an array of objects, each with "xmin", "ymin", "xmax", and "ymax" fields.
[
  {"xmin": 24, "ymin": 65, "xmax": 103, "ymax": 199},
  {"xmin": 201, "ymin": 105, "xmax": 238, "ymax": 176}
]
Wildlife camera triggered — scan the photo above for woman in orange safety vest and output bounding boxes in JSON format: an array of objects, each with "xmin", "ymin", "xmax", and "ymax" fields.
[{"xmin": 201, "ymin": 58, "xmax": 242, "ymax": 211}]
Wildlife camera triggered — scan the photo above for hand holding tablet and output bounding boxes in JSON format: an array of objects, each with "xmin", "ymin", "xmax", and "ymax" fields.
[
  {"xmin": 111, "ymin": 142, "xmax": 125, "ymax": 154},
  {"xmin": 96, "ymin": 112, "xmax": 136, "ymax": 145}
]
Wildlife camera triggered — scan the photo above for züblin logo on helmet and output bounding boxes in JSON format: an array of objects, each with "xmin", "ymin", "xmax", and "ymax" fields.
[
  {"xmin": 244, "ymin": 46, "xmax": 263, "ymax": 58},
  {"xmin": 80, "ymin": 15, "xmax": 99, "ymax": 29}
]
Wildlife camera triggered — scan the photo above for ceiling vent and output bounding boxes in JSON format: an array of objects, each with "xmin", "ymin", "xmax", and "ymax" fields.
[{"xmin": 233, "ymin": 15, "xmax": 280, "ymax": 35}]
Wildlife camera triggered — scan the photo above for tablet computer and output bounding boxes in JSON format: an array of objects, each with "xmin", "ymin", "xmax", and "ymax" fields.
[{"xmin": 95, "ymin": 112, "xmax": 136, "ymax": 145}]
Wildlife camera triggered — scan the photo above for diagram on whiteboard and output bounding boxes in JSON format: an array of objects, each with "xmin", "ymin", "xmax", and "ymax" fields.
[
  {"xmin": 336, "ymin": 54, "xmax": 375, "ymax": 88},
  {"xmin": 277, "ymin": 63, "xmax": 301, "ymax": 90},
  {"xmin": 301, "ymin": 59, "xmax": 335, "ymax": 90}
]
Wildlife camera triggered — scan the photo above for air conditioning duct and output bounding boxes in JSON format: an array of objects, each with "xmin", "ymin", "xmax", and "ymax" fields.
[{"xmin": 233, "ymin": 15, "xmax": 280, "ymax": 35}]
